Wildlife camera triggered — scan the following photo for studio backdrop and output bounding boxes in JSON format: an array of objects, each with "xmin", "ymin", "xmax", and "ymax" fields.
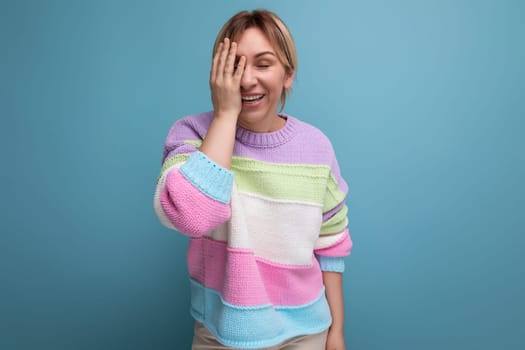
[{"xmin": 1, "ymin": 0, "xmax": 524, "ymax": 349}]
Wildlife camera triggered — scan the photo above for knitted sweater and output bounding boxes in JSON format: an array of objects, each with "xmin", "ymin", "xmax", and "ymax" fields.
[{"xmin": 153, "ymin": 111, "xmax": 352, "ymax": 349}]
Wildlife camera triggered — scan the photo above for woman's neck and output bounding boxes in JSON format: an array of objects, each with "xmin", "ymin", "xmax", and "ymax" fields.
[{"xmin": 237, "ymin": 114, "xmax": 287, "ymax": 133}]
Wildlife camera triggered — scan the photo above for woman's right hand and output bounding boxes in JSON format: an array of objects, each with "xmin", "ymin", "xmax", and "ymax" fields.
[{"xmin": 209, "ymin": 38, "xmax": 246, "ymax": 120}]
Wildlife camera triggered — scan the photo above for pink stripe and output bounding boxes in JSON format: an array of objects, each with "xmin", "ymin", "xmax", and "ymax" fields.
[
  {"xmin": 160, "ymin": 170, "xmax": 230, "ymax": 237},
  {"xmin": 187, "ymin": 237, "xmax": 324, "ymax": 307},
  {"xmin": 315, "ymin": 228, "xmax": 352, "ymax": 257}
]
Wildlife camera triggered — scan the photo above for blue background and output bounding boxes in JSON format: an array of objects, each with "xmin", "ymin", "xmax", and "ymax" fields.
[{"xmin": 1, "ymin": 0, "xmax": 524, "ymax": 349}]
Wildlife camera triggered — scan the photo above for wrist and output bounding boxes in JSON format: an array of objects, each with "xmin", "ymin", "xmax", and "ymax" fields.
[
  {"xmin": 329, "ymin": 323, "xmax": 344, "ymax": 333},
  {"xmin": 214, "ymin": 110, "xmax": 240, "ymax": 122}
]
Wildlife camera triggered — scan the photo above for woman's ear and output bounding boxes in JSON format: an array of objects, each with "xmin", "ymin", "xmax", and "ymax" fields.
[{"xmin": 284, "ymin": 71, "xmax": 295, "ymax": 90}]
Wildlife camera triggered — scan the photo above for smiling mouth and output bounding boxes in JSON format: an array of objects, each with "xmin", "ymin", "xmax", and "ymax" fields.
[{"xmin": 241, "ymin": 94, "xmax": 265, "ymax": 102}]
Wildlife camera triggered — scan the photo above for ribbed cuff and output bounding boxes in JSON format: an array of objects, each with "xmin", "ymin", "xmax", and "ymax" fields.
[
  {"xmin": 179, "ymin": 151, "xmax": 234, "ymax": 204},
  {"xmin": 315, "ymin": 255, "xmax": 345, "ymax": 273}
]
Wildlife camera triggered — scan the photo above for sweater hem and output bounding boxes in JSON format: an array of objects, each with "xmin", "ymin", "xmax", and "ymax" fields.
[
  {"xmin": 189, "ymin": 279, "xmax": 332, "ymax": 349},
  {"xmin": 191, "ymin": 311, "xmax": 330, "ymax": 349}
]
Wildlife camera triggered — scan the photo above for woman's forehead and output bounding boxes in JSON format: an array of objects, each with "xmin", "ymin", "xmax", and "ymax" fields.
[{"xmin": 236, "ymin": 28, "xmax": 275, "ymax": 52}]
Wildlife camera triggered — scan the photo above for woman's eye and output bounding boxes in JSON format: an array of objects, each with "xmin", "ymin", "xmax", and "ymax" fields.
[{"xmin": 257, "ymin": 64, "xmax": 270, "ymax": 68}]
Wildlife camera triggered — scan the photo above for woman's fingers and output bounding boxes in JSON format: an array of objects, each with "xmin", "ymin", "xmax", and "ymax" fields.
[
  {"xmin": 224, "ymin": 41, "xmax": 237, "ymax": 76},
  {"xmin": 209, "ymin": 37, "xmax": 243, "ymax": 116},
  {"xmin": 212, "ymin": 38, "xmax": 241, "ymax": 84},
  {"xmin": 233, "ymin": 55, "xmax": 246, "ymax": 81},
  {"xmin": 216, "ymin": 38, "xmax": 230, "ymax": 81},
  {"xmin": 210, "ymin": 42, "xmax": 223, "ymax": 84}
]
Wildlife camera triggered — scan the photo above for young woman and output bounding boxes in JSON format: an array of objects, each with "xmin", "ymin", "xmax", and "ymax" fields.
[{"xmin": 154, "ymin": 9, "xmax": 352, "ymax": 350}]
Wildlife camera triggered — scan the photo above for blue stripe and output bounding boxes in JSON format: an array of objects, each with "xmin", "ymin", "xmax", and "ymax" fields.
[
  {"xmin": 316, "ymin": 255, "xmax": 346, "ymax": 272},
  {"xmin": 179, "ymin": 151, "xmax": 234, "ymax": 204},
  {"xmin": 189, "ymin": 279, "xmax": 332, "ymax": 349}
]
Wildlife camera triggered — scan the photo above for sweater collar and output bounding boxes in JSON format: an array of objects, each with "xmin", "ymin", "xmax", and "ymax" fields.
[{"xmin": 235, "ymin": 114, "xmax": 297, "ymax": 148}]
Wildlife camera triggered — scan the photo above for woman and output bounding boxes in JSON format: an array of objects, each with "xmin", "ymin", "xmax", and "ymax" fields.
[{"xmin": 154, "ymin": 9, "xmax": 352, "ymax": 350}]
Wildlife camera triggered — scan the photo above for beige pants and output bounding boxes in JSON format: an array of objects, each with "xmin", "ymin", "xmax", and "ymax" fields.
[{"xmin": 192, "ymin": 322, "xmax": 328, "ymax": 350}]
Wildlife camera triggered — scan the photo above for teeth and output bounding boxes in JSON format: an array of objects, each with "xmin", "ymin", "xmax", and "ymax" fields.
[{"xmin": 242, "ymin": 95, "xmax": 263, "ymax": 102}]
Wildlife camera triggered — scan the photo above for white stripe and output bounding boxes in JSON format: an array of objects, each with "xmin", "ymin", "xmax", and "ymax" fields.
[
  {"xmin": 314, "ymin": 228, "xmax": 347, "ymax": 250},
  {"xmin": 153, "ymin": 163, "xmax": 183, "ymax": 231},
  {"xmin": 237, "ymin": 190, "xmax": 324, "ymax": 207},
  {"xmin": 208, "ymin": 187, "xmax": 324, "ymax": 266}
]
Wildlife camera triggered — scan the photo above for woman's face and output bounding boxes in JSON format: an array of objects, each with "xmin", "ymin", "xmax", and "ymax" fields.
[{"xmin": 235, "ymin": 27, "xmax": 294, "ymax": 131}]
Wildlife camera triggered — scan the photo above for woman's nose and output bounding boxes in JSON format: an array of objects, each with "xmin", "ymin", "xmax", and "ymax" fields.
[{"xmin": 240, "ymin": 66, "xmax": 256, "ymax": 89}]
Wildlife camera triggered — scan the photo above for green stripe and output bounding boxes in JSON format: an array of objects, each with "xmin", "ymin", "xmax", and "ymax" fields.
[
  {"xmin": 184, "ymin": 139, "xmax": 202, "ymax": 147},
  {"xmin": 323, "ymin": 173, "xmax": 346, "ymax": 212},
  {"xmin": 157, "ymin": 151, "xmax": 347, "ymax": 208},
  {"xmin": 231, "ymin": 157, "xmax": 329, "ymax": 204},
  {"xmin": 157, "ymin": 139, "xmax": 202, "ymax": 180},
  {"xmin": 320, "ymin": 205, "xmax": 348, "ymax": 235}
]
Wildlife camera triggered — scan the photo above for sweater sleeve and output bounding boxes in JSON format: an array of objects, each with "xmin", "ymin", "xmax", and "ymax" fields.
[
  {"xmin": 314, "ymin": 149, "xmax": 352, "ymax": 272},
  {"xmin": 153, "ymin": 116, "xmax": 234, "ymax": 237}
]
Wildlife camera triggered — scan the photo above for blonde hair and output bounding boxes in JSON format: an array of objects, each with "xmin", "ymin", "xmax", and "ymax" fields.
[{"xmin": 213, "ymin": 9, "xmax": 297, "ymax": 110}]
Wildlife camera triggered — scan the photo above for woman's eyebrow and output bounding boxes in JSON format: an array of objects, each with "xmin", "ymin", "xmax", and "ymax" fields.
[
  {"xmin": 235, "ymin": 51, "xmax": 276, "ymax": 60},
  {"xmin": 255, "ymin": 51, "xmax": 276, "ymax": 58}
]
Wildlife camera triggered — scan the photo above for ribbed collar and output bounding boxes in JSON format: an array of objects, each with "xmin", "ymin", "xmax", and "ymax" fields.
[{"xmin": 235, "ymin": 114, "xmax": 297, "ymax": 148}]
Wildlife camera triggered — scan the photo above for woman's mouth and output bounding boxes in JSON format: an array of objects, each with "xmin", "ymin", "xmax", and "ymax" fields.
[{"xmin": 241, "ymin": 94, "xmax": 265, "ymax": 105}]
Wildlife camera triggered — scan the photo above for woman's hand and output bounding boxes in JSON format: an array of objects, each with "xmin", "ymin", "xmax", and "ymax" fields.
[
  {"xmin": 200, "ymin": 38, "xmax": 245, "ymax": 168},
  {"xmin": 209, "ymin": 38, "xmax": 246, "ymax": 120},
  {"xmin": 325, "ymin": 327, "xmax": 346, "ymax": 350}
]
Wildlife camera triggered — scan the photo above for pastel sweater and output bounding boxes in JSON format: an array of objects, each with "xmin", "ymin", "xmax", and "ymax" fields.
[{"xmin": 153, "ymin": 111, "xmax": 352, "ymax": 349}]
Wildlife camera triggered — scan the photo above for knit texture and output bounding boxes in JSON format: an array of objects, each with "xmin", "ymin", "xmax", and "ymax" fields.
[{"xmin": 153, "ymin": 111, "xmax": 352, "ymax": 348}]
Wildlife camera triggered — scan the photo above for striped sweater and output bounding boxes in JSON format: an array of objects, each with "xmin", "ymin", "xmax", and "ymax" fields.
[{"xmin": 153, "ymin": 111, "xmax": 352, "ymax": 349}]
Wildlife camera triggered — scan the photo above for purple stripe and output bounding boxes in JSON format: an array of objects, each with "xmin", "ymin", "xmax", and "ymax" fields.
[
  {"xmin": 162, "ymin": 112, "xmax": 213, "ymax": 163},
  {"xmin": 180, "ymin": 111, "xmax": 334, "ymax": 165},
  {"xmin": 322, "ymin": 201, "xmax": 346, "ymax": 222}
]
